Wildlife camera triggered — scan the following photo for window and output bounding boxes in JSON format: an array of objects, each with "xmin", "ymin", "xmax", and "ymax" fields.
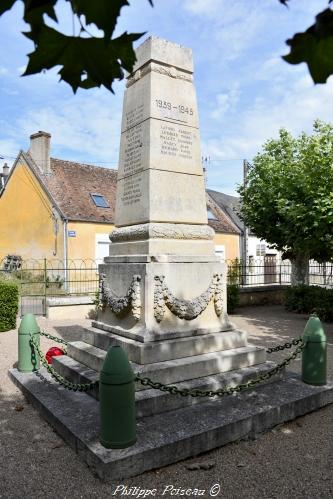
[
  {"xmin": 91, "ymin": 194, "xmax": 109, "ymax": 208},
  {"xmin": 207, "ymin": 208, "xmax": 218, "ymax": 220},
  {"xmin": 256, "ymin": 243, "xmax": 266, "ymax": 256}
]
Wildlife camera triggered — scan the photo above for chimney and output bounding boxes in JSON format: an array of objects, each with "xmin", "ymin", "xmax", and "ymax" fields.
[
  {"xmin": 0, "ymin": 162, "xmax": 9, "ymax": 188},
  {"xmin": 29, "ymin": 131, "xmax": 51, "ymax": 174}
]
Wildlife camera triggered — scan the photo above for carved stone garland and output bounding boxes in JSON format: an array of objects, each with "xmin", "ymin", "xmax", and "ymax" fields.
[
  {"xmin": 154, "ymin": 273, "xmax": 223, "ymax": 322},
  {"xmin": 99, "ymin": 274, "xmax": 141, "ymax": 320}
]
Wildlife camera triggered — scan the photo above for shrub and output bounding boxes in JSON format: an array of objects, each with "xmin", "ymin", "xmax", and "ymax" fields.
[
  {"xmin": 285, "ymin": 285, "xmax": 333, "ymax": 322},
  {"xmin": 0, "ymin": 280, "xmax": 19, "ymax": 331},
  {"xmin": 227, "ymin": 258, "xmax": 242, "ymax": 285},
  {"xmin": 227, "ymin": 284, "xmax": 239, "ymax": 314}
]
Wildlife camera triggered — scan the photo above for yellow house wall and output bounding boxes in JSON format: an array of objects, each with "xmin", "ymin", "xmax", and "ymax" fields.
[
  {"xmin": 67, "ymin": 221, "xmax": 114, "ymax": 261},
  {"xmin": 213, "ymin": 233, "xmax": 240, "ymax": 261},
  {"xmin": 0, "ymin": 160, "xmax": 64, "ymax": 262},
  {"xmin": 67, "ymin": 223, "xmax": 239, "ymax": 262}
]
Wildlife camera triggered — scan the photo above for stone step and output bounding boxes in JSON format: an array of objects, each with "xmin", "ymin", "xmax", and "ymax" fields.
[
  {"xmin": 79, "ymin": 326, "xmax": 248, "ymax": 364},
  {"xmin": 52, "ymin": 354, "xmax": 283, "ymax": 418},
  {"xmin": 52, "ymin": 355, "xmax": 100, "ymax": 399},
  {"xmin": 66, "ymin": 341, "xmax": 266, "ymax": 387},
  {"xmin": 10, "ymin": 366, "xmax": 333, "ymax": 481}
]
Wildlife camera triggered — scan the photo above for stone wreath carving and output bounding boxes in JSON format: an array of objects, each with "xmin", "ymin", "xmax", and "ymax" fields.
[
  {"xmin": 110, "ymin": 223, "xmax": 214, "ymax": 243},
  {"xmin": 99, "ymin": 274, "xmax": 141, "ymax": 320},
  {"xmin": 127, "ymin": 62, "xmax": 192, "ymax": 87},
  {"xmin": 154, "ymin": 273, "xmax": 223, "ymax": 322}
]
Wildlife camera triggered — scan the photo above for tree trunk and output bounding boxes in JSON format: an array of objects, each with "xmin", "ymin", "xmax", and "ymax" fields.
[{"xmin": 290, "ymin": 254, "xmax": 310, "ymax": 286}]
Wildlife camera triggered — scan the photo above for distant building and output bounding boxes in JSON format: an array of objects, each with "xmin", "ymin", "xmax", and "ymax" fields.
[{"xmin": 0, "ymin": 132, "xmax": 241, "ymax": 264}]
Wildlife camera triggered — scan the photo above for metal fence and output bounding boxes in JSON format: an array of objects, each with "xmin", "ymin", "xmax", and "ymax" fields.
[
  {"xmin": 0, "ymin": 258, "xmax": 99, "ymax": 316},
  {"xmin": 226, "ymin": 257, "xmax": 333, "ymax": 288},
  {"xmin": 1, "ymin": 256, "xmax": 332, "ymax": 316}
]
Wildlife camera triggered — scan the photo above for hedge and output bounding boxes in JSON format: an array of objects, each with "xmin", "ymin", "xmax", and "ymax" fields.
[
  {"xmin": 285, "ymin": 285, "xmax": 333, "ymax": 322},
  {"xmin": 0, "ymin": 281, "xmax": 19, "ymax": 331},
  {"xmin": 227, "ymin": 284, "xmax": 239, "ymax": 314}
]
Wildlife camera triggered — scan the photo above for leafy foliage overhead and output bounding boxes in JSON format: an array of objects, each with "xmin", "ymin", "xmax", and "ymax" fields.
[
  {"xmin": 1, "ymin": 1, "xmax": 333, "ymax": 89},
  {"xmin": 0, "ymin": 0, "xmax": 153, "ymax": 93},
  {"xmin": 283, "ymin": 7, "xmax": 333, "ymax": 83},
  {"xmin": 237, "ymin": 121, "xmax": 333, "ymax": 263},
  {"xmin": 281, "ymin": 0, "xmax": 333, "ymax": 83}
]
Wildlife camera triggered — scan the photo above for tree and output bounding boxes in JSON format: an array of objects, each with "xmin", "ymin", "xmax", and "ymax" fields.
[
  {"xmin": 0, "ymin": 0, "xmax": 153, "ymax": 93},
  {"xmin": 282, "ymin": 1, "xmax": 333, "ymax": 84},
  {"xmin": 237, "ymin": 120, "xmax": 333, "ymax": 286},
  {"xmin": 0, "ymin": 1, "xmax": 333, "ymax": 93}
]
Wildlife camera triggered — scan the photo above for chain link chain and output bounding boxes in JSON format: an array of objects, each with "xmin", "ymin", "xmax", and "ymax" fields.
[
  {"xmin": 266, "ymin": 337, "xmax": 303, "ymax": 354},
  {"xmin": 40, "ymin": 330, "xmax": 68, "ymax": 354},
  {"xmin": 30, "ymin": 331, "xmax": 306, "ymax": 397},
  {"xmin": 30, "ymin": 333, "xmax": 98, "ymax": 392},
  {"xmin": 135, "ymin": 340, "xmax": 306, "ymax": 398}
]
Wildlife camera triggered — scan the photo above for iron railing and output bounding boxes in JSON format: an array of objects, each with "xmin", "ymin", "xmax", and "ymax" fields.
[
  {"xmin": 0, "ymin": 258, "xmax": 100, "ymax": 315},
  {"xmin": 226, "ymin": 257, "xmax": 333, "ymax": 288},
  {"xmin": 1, "ymin": 256, "xmax": 332, "ymax": 315}
]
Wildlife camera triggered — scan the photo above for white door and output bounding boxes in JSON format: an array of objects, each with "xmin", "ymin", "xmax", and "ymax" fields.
[
  {"xmin": 215, "ymin": 244, "xmax": 225, "ymax": 261},
  {"xmin": 95, "ymin": 234, "xmax": 111, "ymax": 264}
]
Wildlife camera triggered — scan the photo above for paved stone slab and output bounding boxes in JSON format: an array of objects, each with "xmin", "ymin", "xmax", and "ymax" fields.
[{"xmin": 9, "ymin": 367, "xmax": 333, "ymax": 481}]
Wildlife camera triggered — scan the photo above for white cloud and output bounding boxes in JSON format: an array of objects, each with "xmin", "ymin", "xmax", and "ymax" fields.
[
  {"xmin": 211, "ymin": 83, "xmax": 240, "ymax": 119},
  {"xmin": 0, "ymin": 137, "xmax": 21, "ymax": 162},
  {"xmin": 203, "ymin": 71, "xmax": 333, "ymax": 161},
  {"xmin": 8, "ymin": 88, "xmax": 124, "ymax": 166}
]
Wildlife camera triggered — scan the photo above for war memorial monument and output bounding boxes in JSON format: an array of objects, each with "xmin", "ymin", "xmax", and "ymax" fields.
[{"xmin": 10, "ymin": 37, "xmax": 333, "ymax": 480}]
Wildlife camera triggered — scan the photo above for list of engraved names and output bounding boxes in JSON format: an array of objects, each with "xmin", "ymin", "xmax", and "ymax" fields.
[
  {"xmin": 123, "ymin": 123, "xmax": 143, "ymax": 177},
  {"xmin": 160, "ymin": 124, "xmax": 194, "ymax": 159},
  {"xmin": 121, "ymin": 176, "xmax": 143, "ymax": 207}
]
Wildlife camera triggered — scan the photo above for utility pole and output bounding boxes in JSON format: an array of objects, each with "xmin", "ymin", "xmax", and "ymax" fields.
[
  {"xmin": 202, "ymin": 156, "xmax": 210, "ymax": 186},
  {"xmin": 242, "ymin": 159, "xmax": 249, "ymax": 284}
]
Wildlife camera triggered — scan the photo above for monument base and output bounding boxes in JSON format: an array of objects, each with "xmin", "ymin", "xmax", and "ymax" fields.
[
  {"xmin": 10, "ymin": 366, "xmax": 333, "ymax": 481},
  {"xmin": 97, "ymin": 258, "xmax": 232, "ymax": 342}
]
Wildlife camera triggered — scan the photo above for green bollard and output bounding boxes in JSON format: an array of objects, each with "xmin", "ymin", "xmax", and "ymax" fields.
[
  {"xmin": 302, "ymin": 314, "xmax": 327, "ymax": 386},
  {"xmin": 18, "ymin": 313, "xmax": 40, "ymax": 372},
  {"xmin": 99, "ymin": 345, "xmax": 136, "ymax": 449}
]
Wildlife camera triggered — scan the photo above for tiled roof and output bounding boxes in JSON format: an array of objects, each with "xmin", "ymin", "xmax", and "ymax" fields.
[
  {"xmin": 43, "ymin": 158, "xmax": 117, "ymax": 223},
  {"xmin": 24, "ymin": 153, "xmax": 240, "ymax": 232},
  {"xmin": 207, "ymin": 189, "xmax": 244, "ymax": 233},
  {"xmin": 206, "ymin": 193, "xmax": 241, "ymax": 235}
]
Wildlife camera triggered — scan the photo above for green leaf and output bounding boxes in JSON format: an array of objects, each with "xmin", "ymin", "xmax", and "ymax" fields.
[
  {"xmin": 283, "ymin": 8, "xmax": 333, "ymax": 83},
  {"xmin": 71, "ymin": 0, "xmax": 153, "ymax": 39},
  {"xmin": 0, "ymin": 0, "xmax": 17, "ymax": 16},
  {"xmin": 71, "ymin": 0, "xmax": 129, "ymax": 39},
  {"xmin": 22, "ymin": 0, "xmax": 58, "ymax": 28},
  {"xmin": 23, "ymin": 25, "xmax": 143, "ymax": 92}
]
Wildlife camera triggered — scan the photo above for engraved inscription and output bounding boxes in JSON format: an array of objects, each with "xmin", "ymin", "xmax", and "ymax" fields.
[
  {"xmin": 123, "ymin": 123, "xmax": 143, "ymax": 176},
  {"xmin": 154, "ymin": 98, "xmax": 195, "ymax": 125},
  {"xmin": 155, "ymin": 99, "xmax": 194, "ymax": 115},
  {"xmin": 121, "ymin": 176, "xmax": 143, "ymax": 206},
  {"xmin": 160, "ymin": 124, "xmax": 194, "ymax": 160},
  {"xmin": 125, "ymin": 103, "xmax": 144, "ymax": 129}
]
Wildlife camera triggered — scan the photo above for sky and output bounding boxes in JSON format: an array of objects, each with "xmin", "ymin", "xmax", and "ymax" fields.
[{"xmin": 0, "ymin": 0, "xmax": 332, "ymax": 195}]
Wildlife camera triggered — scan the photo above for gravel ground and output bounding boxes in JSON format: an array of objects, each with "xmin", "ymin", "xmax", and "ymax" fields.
[{"xmin": 0, "ymin": 305, "xmax": 332, "ymax": 499}]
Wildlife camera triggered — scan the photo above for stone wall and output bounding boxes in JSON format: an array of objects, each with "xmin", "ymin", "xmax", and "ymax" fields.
[{"xmin": 238, "ymin": 285, "xmax": 289, "ymax": 307}]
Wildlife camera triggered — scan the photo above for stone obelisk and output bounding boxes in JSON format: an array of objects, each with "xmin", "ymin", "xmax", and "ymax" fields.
[{"xmin": 96, "ymin": 37, "xmax": 265, "ymax": 383}]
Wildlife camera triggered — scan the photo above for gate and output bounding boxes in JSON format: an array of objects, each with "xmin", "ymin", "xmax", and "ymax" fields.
[{"xmin": 0, "ymin": 258, "xmax": 100, "ymax": 316}]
